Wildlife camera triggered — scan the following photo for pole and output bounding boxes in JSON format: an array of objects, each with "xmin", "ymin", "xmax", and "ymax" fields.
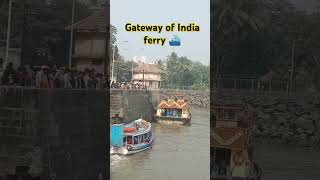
[
  {"xmin": 68, "ymin": 0, "xmax": 75, "ymax": 69},
  {"xmin": 111, "ymin": 44, "xmax": 115, "ymax": 83},
  {"xmin": 21, "ymin": 0, "xmax": 27, "ymax": 66},
  {"xmin": 4, "ymin": 0, "xmax": 13, "ymax": 68},
  {"xmin": 142, "ymin": 69, "xmax": 145, "ymax": 89},
  {"xmin": 131, "ymin": 61, "xmax": 133, "ymax": 83},
  {"xmin": 289, "ymin": 40, "xmax": 295, "ymax": 95}
]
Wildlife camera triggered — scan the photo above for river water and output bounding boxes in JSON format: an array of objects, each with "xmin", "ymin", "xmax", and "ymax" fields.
[
  {"xmin": 255, "ymin": 144, "xmax": 320, "ymax": 180},
  {"xmin": 110, "ymin": 108, "xmax": 320, "ymax": 180},
  {"xmin": 110, "ymin": 108, "xmax": 210, "ymax": 180}
]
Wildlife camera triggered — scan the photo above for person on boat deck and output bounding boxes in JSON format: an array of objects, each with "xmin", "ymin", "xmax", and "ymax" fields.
[
  {"xmin": 177, "ymin": 110, "xmax": 182, "ymax": 117},
  {"xmin": 127, "ymin": 137, "xmax": 132, "ymax": 144},
  {"xmin": 173, "ymin": 109, "xmax": 177, "ymax": 117},
  {"xmin": 134, "ymin": 136, "xmax": 138, "ymax": 144},
  {"xmin": 161, "ymin": 109, "xmax": 165, "ymax": 116},
  {"xmin": 215, "ymin": 159, "xmax": 227, "ymax": 175}
]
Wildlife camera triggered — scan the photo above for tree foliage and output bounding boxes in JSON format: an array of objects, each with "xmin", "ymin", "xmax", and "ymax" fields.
[
  {"xmin": 213, "ymin": 0, "xmax": 320, "ymax": 90},
  {"xmin": 162, "ymin": 52, "xmax": 209, "ymax": 89}
]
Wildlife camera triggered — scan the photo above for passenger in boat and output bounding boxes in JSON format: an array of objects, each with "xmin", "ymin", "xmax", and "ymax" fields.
[
  {"xmin": 127, "ymin": 137, "xmax": 133, "ymax": 144},
  {"xmin": 173, "ymin": 109, "xmax": 177, "ymax": 117},
  {"xmin": 134, "ymin": 136, "xmax": 139, "ymax": 144},
  {"xmin": 214, "ymin": 159, "xmax": 227, "ymax": 175},
  {"xmin": 144, "ymin": 133, "xmax": 148, "ymax": 142},
  {"xmin": 161, "ymin": 108, "xmax": 165, "ymax": 116},
  {"xmin": 177, "ymin": 110, "xmax": 182, "ymax": 117}
]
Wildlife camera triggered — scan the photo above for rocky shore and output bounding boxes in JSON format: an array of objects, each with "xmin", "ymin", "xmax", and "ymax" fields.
[
  {"xmin": 186, "ymin": 91, "xmax": 210, "ymax": 109},
  {"xmin": 213, "ymin": 91, "xmax": 320, "ymax": 147},
  {"xmin": 159, "ymin": 90, "xmax": 210, "ymax": 109},
  {"xmin": 245, "ymin": 95, "xmax": 320, "ymax": 147}
]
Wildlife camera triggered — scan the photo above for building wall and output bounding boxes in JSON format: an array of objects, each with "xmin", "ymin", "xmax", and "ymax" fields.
[
  {"xmin": 74, "ymin": 38, "xmax": 105, "ymax": 58},
  {"xmin": 133, "ymin": 73, "xmax": 161, "ymax": 81},
  {"xmin": 0, "ymin": 48, "xmax": 21, "ymax": 69},
  {"xmin": 0, "ymin": 88, "xmax": 107, "ymax": 179},
  {"xmin": 73, "ymin": 34, "xmax": 106, "ymax": 73}
]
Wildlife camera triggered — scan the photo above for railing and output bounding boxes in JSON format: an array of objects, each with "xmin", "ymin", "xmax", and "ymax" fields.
[
  {"xmin": 212, "ymin": 78, "xmax": 311, "ymax": 96},
  {"xmin": 159, "ymin": 84, "xmax": 210, "ymax": 91}
]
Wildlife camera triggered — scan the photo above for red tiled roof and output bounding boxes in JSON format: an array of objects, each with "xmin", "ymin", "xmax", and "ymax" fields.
[
  {"xmin": 65, "ymin": 7, "xmax": 107, "ymax": 32},
  {"xmin": 133, "ymin": 63, "xmax": 162, "ymax": 74}
]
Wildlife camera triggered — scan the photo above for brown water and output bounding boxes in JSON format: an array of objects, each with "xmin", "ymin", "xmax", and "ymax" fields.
[
  {"xmin": 110, "ymin": 108, "xmax": 210, "ymax": 180},
  {"xmin": 255, "ymin": 144, "xmax": 320, "ymax": 180}
]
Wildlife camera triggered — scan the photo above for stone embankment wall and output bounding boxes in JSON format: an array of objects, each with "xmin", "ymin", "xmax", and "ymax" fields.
[
  {"xmin": 110, "ymin": 89, "xmax": 155, "ymax": 123},
  {"xmin": 110, "ymin": 89, "xmax": 209, "ymax": 124},
  {"xmin": 0, "ymin": 88, "xmax": 107, "ymax": 179},
  {"xmin": 214, "ymin": 90, "xmax": 320, "ymax": 147}
]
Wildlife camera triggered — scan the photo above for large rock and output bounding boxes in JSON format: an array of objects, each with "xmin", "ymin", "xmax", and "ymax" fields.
[{"xmin": 295, "ymin": 114, "xmax": 315, "ymax": 131}]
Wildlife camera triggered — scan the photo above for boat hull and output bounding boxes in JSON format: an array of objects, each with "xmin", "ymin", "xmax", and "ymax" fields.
[
  {"xmin": 154, "ymin": 115, "xmax": 191, "ymax": 125},
  {"xmin": 110, "ymin": 138, "xmax": 153, "ymax": 155}
]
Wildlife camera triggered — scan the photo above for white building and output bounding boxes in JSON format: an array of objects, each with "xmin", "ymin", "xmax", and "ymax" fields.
[{"xmin": 132, "ymin": 63, "xmax": 162, "ymax": 90}]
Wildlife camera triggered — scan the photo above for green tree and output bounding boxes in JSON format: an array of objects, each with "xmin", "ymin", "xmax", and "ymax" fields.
[{"xmin": 162, "ymin": 52, "xmax": 209, "ymax": 89}]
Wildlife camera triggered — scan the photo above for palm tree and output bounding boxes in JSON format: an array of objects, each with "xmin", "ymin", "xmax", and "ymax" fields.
[
  {"xmin": 212, "ymin": 0, "xmax": 264, "ymax": 78},
  {"xmin": 214, "ymin": 0, "xmax": 262, "ymax": 35}
]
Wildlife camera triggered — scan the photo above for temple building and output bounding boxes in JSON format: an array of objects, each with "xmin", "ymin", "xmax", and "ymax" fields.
[{"xmin": 132, "ymin": 63, "xmax": 162, "ymax": 90}]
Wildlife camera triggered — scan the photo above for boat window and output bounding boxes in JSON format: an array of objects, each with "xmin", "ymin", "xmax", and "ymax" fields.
[
  {"xmin": 143, "ymin": 133, "xmax": 148, "ymax": 142},
  {"xmin": 123, "ymin": 137, "xmax": 127, "ymax": 144},
  {"xmin": 211, "ymin": 147, "xmax": 231, "ymax": 176},
  {"xmin": 134, "ymin": 136, "xmax": 139, "ymax": 145},
  {"xmin": 127, "ymin": 136, "xmax": 132, "ymax": 144}
]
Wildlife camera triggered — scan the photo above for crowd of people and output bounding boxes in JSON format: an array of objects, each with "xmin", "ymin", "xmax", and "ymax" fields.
[
  {"xmin": 0, "ymin": 63, "xmax": 146, "ymax": 90},
  {"xmin": 110, "ymin": 81, "xmax": 146, "ymax": 90},
  {"xmin": 0, "ymin": 63, "xmax": 107, "ymax": 88}
]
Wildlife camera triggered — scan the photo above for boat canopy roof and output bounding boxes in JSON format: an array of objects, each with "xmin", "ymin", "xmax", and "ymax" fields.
[
  {"xmin": 124, "ymin": 119, "xmax": 151, "ymax": 136},
  {"xmin": 157, "ymin": 99, "xmax": 188, "ymax": 110}
]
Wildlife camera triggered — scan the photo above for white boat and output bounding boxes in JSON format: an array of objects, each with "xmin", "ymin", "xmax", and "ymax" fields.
[{"xmin": 110, "ymin": 119, "xmax": 153, "ymax": 155}]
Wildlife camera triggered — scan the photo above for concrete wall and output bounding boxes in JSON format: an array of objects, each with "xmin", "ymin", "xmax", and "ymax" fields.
[
  {"xmin": 0, "ymin": 88, "xmax": 107, "ymax": 179},
  {"xmin": 110, "ymin": 89, "xmax": 155, "ymax": 123}
]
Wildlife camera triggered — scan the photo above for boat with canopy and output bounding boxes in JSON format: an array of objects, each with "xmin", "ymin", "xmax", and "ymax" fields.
[
  {"xmin": 110, "ymin": 118, "xmax": 153, "ymax": 155},
  {"xmin": 154, "ymin": 93, "xmax": 191, "ymax": 125}
]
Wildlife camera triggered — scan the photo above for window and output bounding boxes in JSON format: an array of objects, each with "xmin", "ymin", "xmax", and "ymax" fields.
[
  {"xmin": 134, "ymin": 136, "xmax": 139, "ymax": 144},
  {"xmin": 127, "ymin": 136, "xmax": 132, "ymax": 144},
  {"xmin": 143, "ymin": 133, "xmax": 148, "ymax": 142}
]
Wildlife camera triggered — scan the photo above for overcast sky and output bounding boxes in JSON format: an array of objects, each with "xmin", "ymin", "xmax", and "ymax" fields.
[{"xmin": 110, "ymin": 0, "xmax": 210, "ymax": 65}]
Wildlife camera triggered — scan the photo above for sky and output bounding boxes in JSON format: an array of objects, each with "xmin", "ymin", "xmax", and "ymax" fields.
[{"xmin": 110, "ymin": 0, "xmax": 210, "ymax": 65}]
